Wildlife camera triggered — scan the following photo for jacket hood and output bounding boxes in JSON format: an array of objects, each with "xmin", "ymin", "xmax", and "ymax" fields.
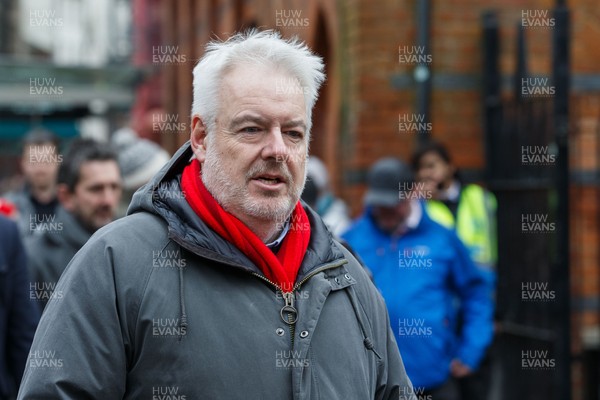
[{"xmin": 127, "ymin": 141, "xmax": 346, "ymax": 281}]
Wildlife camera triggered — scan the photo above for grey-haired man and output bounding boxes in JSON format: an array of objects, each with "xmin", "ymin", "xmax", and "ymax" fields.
[{"xmin": 19, "ymin": 31, "xmax": 415, "ymax": 400}]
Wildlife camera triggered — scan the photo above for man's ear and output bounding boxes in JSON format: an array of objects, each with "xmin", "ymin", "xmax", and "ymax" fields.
[
  {"xmin": 57, "ymin": 183, "xmax": 75, "ymax": 212},
  {"xmin": 190, "ymin": 115, "xmax": 209, "ymax": 163}
]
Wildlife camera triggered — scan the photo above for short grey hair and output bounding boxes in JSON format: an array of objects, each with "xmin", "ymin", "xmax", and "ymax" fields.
[{"xmin": 191, "ymin": 29, "xmax": 326, "ymax": 138}]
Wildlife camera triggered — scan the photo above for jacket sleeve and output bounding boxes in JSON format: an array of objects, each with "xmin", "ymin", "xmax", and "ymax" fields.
[
  {"xmin": 17, "ymin": 234, "xmax": 129, "ymax": 399},
  {"xmin": 6, "ymin": 219, "xmax": 39, "ymax": 391},
  {"xmin": 22, "ymin": 236, "xmax": 45, "ymax": 313},
  {"xmin": 448, "ymin": 231, "xmax": 494, "ymax": 370}
]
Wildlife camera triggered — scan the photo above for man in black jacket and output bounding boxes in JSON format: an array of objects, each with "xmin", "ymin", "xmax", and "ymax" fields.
[
  {"xmin": 0, "ymin": 216, "xmax": 39, "ymax": 399},
  {"xmin": 26, "ymin": 139, "xmax": 122, "ymax": 310},
  {"xmin": 4, "ymin": 129, "xmax": 60, "ymax": 239}
]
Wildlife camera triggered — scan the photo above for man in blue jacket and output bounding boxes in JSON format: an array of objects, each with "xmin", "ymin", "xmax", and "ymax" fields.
[{"xmin": 343, "ymin": 158, "xmax": 493, "ymax": 400}]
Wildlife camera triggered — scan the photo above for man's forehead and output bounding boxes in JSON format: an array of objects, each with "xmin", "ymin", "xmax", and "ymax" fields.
[
  {"xmin": 222, "ymin": 64, "xmax": 302, "ymax": 90},
  {"xmin": 214, "ymin": 64, "xmax": 309, "ymax": 133},
  {"xmin": 78, "ymin": 160, "xmax": 120, "ymax": 181}
]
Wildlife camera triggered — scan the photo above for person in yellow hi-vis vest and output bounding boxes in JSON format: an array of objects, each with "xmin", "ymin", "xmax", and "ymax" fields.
[
  {"xmin": 412, "ymin": 141, "xmax": 497, "ymax": 400},
  {"xmin": 412, "ymin": 141, "xmax": 497, "ymax": 270}
]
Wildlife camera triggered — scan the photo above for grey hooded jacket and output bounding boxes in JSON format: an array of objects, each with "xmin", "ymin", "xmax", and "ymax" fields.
[{"xmin": 18, "ymin": 142, "xmax": 415, "ymax": 400}]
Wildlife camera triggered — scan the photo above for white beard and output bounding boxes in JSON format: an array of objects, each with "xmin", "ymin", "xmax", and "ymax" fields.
[{"xmin": 201, "ymin": 141, "xmax": 305, "ymax": 224}]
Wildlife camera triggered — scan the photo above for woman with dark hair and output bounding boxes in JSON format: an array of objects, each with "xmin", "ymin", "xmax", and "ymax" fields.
[
  {"xmin": 412, "ymin": 141, "xmax": 497, "ymax": 400},
  {"xmin": 412, "ymin": 141, "xmax": 496, "ymax": 270}
]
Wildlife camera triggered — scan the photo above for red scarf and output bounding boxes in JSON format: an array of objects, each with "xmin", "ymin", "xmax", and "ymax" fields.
[{"xmin": 181, "ymin": 159, "xmax": 311, "ymax": 293}]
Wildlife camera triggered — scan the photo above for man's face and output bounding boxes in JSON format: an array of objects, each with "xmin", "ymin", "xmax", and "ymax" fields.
[
  {"xmin": 192, "ymin": 64, "xmax": 308, "ymax": 224},
  {"xmin": 21, "ymin": 143, "xmax": 59, "ymax": 189},
  {"xmin": 416, "ymin": 151, "xmax": 455, "ymax": 196},
  {"xmin": 61, "ymin": 160, "xmax": 122, "ymax": 232},
  {"xmin": 371, "ymin": 200, "xmax": 412, "ymax": 234}
]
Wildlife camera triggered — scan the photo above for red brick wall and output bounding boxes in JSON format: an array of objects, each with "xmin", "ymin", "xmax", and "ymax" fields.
[
  {"xmin": 141, "ymin": 1, "xmax": 600, "ymax": 397},
  {"xmin": 339, "ymin": 1, "xmax": 600, "ymax": 398}
]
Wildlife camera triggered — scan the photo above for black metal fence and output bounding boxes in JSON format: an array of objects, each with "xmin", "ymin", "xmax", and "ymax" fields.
[{"xmin": 482, "ymin": 6, "xmax": 570, "ymax": 400}]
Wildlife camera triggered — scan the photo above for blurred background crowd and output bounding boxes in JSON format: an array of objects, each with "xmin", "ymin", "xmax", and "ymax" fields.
[{"xmin": 0, "ymin": 0, "xmax": 598, "ymax": 399}]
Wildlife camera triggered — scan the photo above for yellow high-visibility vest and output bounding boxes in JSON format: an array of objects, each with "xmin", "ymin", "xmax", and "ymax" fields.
[{"xmin": 425, "ymin": 184, "xmax": 497, "ymax": 268}]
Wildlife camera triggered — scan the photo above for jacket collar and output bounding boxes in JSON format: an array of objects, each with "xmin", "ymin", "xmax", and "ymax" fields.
[{"xmin": 43, "ymin": 206, "xmax": 93, "ymax": 249}]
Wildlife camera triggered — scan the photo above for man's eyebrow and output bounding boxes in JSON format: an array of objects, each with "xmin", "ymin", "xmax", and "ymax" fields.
[
  {"xmin": 228, "ymin": 115, "xmax": 307, "ymax": 131},
  {"xmin": 281, "ymin": 119, "xmax": 307, "ymax": 131},
  {"xmin": 229, "ymin": 114, "xmax": 268, "ymax": 128}
]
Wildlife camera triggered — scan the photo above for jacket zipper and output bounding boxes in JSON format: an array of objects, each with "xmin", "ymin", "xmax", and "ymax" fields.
[
  {"xmin": 173, "ymin": 232, "xmax": 349, "ymax": 344},
  {"xmin": 252, "ymin": 259, "xmax": 348, "ymax": 346}
]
